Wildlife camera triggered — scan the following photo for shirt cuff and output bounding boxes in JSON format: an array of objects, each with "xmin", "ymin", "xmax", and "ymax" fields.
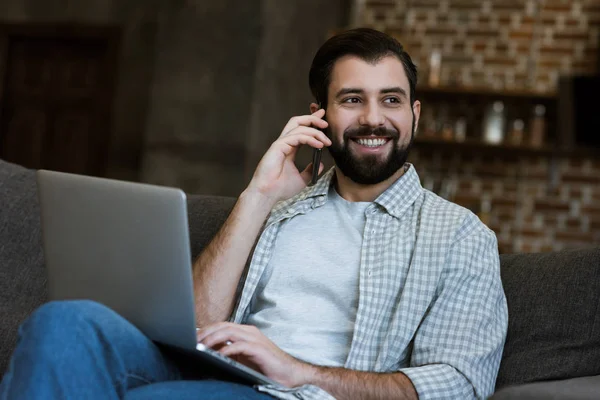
[{"xmin": 399, "ymin": 364, "xmax": 473, "ymax": 400}]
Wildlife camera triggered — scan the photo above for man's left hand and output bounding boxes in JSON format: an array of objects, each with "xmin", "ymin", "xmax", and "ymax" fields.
[{"xmin": 196, "ymin": 322, "xmax": 313, "ymax": 388}]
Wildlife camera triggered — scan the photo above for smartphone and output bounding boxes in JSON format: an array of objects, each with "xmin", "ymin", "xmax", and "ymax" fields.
[
  {"xmin": 310, "ymin": 103, "xmax": 325, "ymax": 186},
  {"xmin": 311, "ymin": 148, "xmax": 322, "ymax": 186}
]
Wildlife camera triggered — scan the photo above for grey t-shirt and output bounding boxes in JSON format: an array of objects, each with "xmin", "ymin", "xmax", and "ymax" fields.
[{"xmin": 246, "ymin": 185, "xmax": 371, "ymax": 367}]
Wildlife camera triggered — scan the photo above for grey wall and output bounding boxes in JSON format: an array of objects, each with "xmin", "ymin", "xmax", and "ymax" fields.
[
  {"xmin": 141, "ymin": 0, "xmax": 349, "ymax": 196},
  {"xmin": 141, "ymin": 0, "xmax": 262, "ymax": 196},
  {"xmin": 0, "ymin": 0, "xmax": 350, "ymax": 196}
]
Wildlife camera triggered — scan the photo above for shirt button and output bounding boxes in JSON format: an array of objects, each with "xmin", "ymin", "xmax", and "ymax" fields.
[{"xmin": 368, "ymin": 270, "xmax": 372, "ymax": 277}]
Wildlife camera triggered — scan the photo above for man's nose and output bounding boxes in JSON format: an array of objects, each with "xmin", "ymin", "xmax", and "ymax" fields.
[{"xmin": 358, "ymin": 104, "xmax": 385, "ymax": 128}]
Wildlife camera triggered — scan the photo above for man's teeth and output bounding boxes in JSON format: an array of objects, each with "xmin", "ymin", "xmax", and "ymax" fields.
[{"xmin": 356, "ymin": 138, "xmax": 387, "ymax": 147}]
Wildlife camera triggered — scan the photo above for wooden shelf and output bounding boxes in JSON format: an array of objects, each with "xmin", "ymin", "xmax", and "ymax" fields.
[
  {"xmin": 416, "ymin": 85, "xmax": 557, "ymax": 101},
  {"xmin": 563, "ymin": 145, "xmax": 600, "ymax": 158},
  {"xmin": 413, "ymin": 136, "xmax": 558, "ymax": 157},
  {"xmin": 413, "ymin": 136, "xmax": 600, "ymax": 158}
]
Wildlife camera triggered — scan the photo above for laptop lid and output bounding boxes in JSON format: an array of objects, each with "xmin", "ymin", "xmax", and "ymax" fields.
[{"xmin": 36, "ymin": 170, "xmax": 197, "ymax": 350}]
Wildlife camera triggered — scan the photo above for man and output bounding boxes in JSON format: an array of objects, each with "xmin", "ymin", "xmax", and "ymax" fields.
[{"xmin": 0, "ymin": 28, "xmax": 507, "ymax": 400}]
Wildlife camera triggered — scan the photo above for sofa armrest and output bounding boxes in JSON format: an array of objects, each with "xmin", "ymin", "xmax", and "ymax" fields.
[{"xmin": 490, "ymin": 375, "xmax": 600, "ymax": 400}]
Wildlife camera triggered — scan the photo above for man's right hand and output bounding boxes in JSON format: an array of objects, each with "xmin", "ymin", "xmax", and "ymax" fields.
[{"xmin": 246, "ymin": 108, "xmax": 331, "ymax": 204}]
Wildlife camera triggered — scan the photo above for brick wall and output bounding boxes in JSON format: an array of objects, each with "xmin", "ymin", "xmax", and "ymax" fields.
[
  {"xmin": 357, "ymin": 0, "xmax": 600, "ymax": 92},
  {"xmin": 409, "ymin": 147, "xmax": 600, "ymax": 253}
]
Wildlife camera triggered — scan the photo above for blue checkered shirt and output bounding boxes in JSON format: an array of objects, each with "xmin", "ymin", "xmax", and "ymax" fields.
[{"xmin": 231, "ymin": 164, "xmax": 508, "ymax": 400}]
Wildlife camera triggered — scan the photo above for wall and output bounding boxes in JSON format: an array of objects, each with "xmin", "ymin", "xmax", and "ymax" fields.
[
  {"xmin": 139, "ymin": 0, "xmax": 262, "ymax": 196},
  {"xmin": 140, "ymin": 0, "xmax": 350, "ymax": 196},
  {"xmin": 356, "ymin": 0, "xmax": 600, "ymax": 92}
]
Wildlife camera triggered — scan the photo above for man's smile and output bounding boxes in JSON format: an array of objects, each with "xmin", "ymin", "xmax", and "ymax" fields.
[{"xmin": 348, "ymin": 137, "xmax": 393, "ymax": 153}]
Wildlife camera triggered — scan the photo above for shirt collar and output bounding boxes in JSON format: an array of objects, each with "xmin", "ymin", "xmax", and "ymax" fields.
[
  {"xmin": 372, "ymin": 163, "xmax": 422, "ymax": 219},
  {"xmin": 268, "ymin": 163, "xmax": 422, "ymax": 224}
]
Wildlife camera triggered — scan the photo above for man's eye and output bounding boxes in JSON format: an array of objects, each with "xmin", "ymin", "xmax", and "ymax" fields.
[
  {"xmin": 384, "ymin": 97, "xmax": 400, "ymax": 104},
  {"xmin": 343, "ymin": 97, "xmax": 361, "ymax": 104}
]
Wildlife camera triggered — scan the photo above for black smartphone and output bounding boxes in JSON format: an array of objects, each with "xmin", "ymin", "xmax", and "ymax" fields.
[
  {"xmin": 311, "ymin": 148, "xmax": 322, "ymax": 186},
  {"xmin": 310, "ymin": 103, "xmax": 325, "ymax": 186}
]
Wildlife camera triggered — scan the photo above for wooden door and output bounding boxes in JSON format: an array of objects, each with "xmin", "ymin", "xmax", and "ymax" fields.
[{"xmin": 0, "ymin": 25, "xmax": 119, "ymax": 176}]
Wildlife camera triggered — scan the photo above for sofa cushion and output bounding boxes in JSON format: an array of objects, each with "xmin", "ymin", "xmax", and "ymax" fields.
[
  {"xmin": 496, "ymin": 247, "xmax": 600, "ymax": 389},
  {"xmin": 186, "ymin": 195, "xmax": 235, "ymax": 260},
  {"xmin": 0, "ymin": 160, "xmax": 47, "ymax": 376},
  {"xmin": 490, "ymin": 375, "xmax": 600, "ymax": 400}
]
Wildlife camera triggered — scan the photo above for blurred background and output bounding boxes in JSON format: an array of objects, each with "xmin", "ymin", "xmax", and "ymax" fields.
[{"xmin": 0, "ymin": 0, "xmax": 598, "ymax": 253}]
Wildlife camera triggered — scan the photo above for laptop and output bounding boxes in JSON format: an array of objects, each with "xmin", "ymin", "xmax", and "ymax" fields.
[{"xmin": 36, "ymin": 169, "xmax": 284, "ymax": 389}]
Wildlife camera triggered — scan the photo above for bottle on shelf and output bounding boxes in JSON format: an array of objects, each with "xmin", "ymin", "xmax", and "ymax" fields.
[
  {"xmin": 454, "ymin": 117, "xmax": 467, "ymax": 142},
  {"xmin": 441, "ymin": 122, "xmax": 454, "ymax": 141},
  {"xmin": 436, "ymin": 104, "xmax": 450, "ymax": 139},
  {"xmin": 529, "ymin": 104, "xmax": 546, "ymax": 148},
  {"xmin": 428, "ymin": 49, "xmax": 442, "ymax": 87},
  {"xmin": 483, "ymin": 101, "xmax": 505, "ymax": 145},
  {"xmin": 508, "ymin": 119, "xmax": 525, "ymax": 146},
  {"xmin": 419, "ymin": 106, "xmax": 437, "ymax": 137},
  {"xmin": 424, "ymin": 120, "xmax": 437, "ymax": 137},
  {"xmin": 478, "ymin": 196, "xmax": 492, "ymax": 226}
]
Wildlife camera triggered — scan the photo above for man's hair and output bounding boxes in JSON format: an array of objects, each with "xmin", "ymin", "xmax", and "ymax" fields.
[{"xmin": 309, "ymin": 28, "xmax": 418, "ymax": 107}]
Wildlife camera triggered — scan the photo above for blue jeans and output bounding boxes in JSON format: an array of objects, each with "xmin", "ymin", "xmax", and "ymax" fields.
[{"xmin": 0, "ymin": 300, "xmax": 273, "ymax": 399}]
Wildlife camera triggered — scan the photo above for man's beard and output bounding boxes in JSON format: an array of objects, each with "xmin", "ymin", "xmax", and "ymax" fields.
[{"xmin": 325, "ymin": 117, "xmax": 415, "ymax": 185}]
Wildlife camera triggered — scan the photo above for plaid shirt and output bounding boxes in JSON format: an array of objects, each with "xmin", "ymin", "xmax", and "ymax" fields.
[{"xmin": 231, "ymin": 164, "xmax": 508, "ymax": 400}]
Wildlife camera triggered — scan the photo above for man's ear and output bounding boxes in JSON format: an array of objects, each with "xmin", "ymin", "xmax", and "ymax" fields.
[
  {"xmin": 412, "ymin": 100, "xmax": 421, "ymax": 134},
  {"xmin": 310, "ymin": 102, "xmax": 320, "ymax": 114}
]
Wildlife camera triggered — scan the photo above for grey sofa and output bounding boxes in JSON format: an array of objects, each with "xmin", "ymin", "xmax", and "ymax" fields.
[{"xmin": 1, "ymin": 158, "xmax": 599, "ymax": 399}]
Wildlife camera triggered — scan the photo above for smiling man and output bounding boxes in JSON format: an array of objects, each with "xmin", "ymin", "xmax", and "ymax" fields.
[{"xmin": 0, "ymin": 29, "xmax": 508, "ymax": 400}]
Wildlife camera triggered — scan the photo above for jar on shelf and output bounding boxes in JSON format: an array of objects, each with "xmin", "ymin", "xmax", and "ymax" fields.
[{"xmin": 483, "ymin": 101, "xmax": 505, "ymax": 145}]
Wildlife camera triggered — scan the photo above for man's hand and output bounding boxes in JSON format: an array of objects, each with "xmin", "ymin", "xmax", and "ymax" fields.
[
  {"xmin": 247, "ymin": 108, "xmax": 331, "ymax": 204},
  {"xmin": 196, "ymin": 322, "xmax": 313, "ymax": 388},
  {"xmin": 196, "ymin": 324, "xmax": 418, "ymax": 399}
]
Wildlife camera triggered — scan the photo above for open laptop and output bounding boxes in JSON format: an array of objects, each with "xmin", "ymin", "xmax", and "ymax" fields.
[{"xmin": 36, "ymin": 170, "xmax": 284, "ymax": 389}]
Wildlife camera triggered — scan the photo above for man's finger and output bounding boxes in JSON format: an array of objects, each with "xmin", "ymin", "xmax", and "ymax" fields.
[
  {"xmin": 219, "ymin": 341, "xmax": 261, "ymax": 359},
  {"xmin": 279, "ymin": 127, "xmax": 331, "ymax": 147},
  {"xmin": 311, "ymin": 108, "xmax": 326, "ymax": 118},
  {"xmin": 201, "ymin": 327, "xmax": 256, "ymax": 349},
  {"xmin": 273, "ymin": 136, "xmax": 328, "ymax": 158},
  {"xmin": 281, "ymin": 114, "xmax": 328, "ymax": 136}
]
